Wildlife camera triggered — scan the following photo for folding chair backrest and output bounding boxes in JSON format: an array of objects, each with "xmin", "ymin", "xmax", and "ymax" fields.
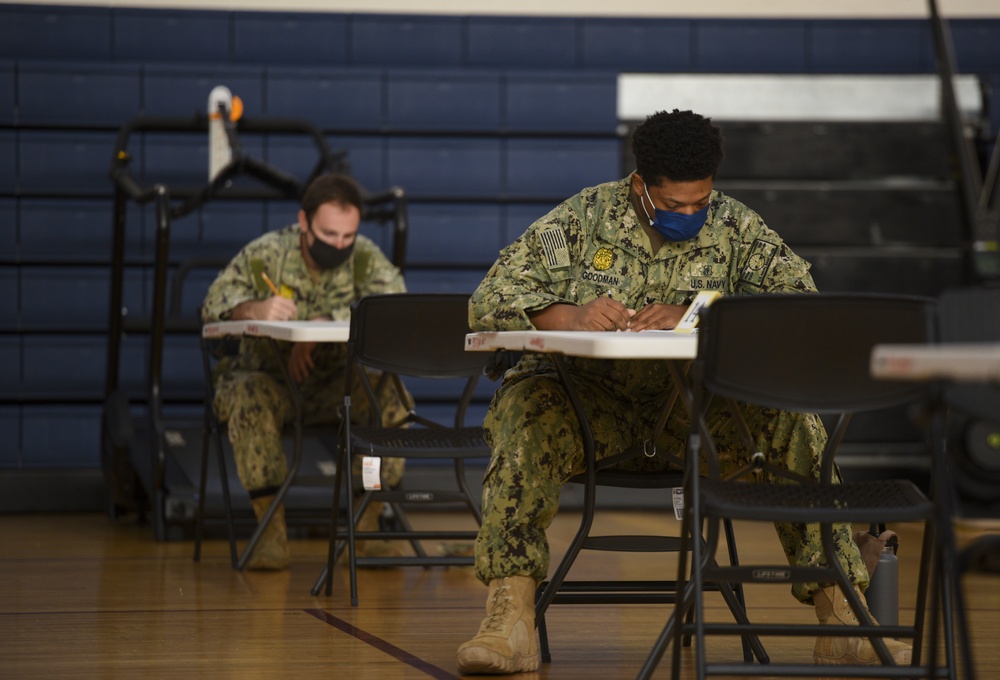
[
  {"xmin": 697, "ymin": 293, "xmax": 932, "ymax": 414},
  {"xmin": 349, "ymin": 293, "xmax": 484, "ymax": 379},
  {"xmin": 935, "ymin": 286, "xmax": 1000, "ymax": 512},
  {"xmin": 936, "ymin": 286, "xmax": 1000, "ymax": 420}
]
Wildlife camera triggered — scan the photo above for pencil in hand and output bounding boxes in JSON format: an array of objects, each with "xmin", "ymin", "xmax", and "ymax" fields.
[{"xmin": 260, "ymin": 271, "xmax": 280, "ymax": 296}]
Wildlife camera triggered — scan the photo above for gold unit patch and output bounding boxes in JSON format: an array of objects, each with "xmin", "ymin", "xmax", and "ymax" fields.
[
  {"xmin": 538, "ymin": 227, "xmax": 571, "ymax": 270},
  {"xmin": 592, "ymin": 247, "xmax": 614, "ymax": 271}
]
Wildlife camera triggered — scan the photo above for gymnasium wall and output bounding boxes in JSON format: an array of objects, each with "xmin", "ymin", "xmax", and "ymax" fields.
[{"xmin": 1, "ymin": 1, "xmax": 999, "ymax": 510}]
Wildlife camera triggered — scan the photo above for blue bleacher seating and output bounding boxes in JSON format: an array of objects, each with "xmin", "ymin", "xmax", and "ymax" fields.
[
  {"xmin": 0, "ymin": 271, "xmax": 17, "ymax": 330},
  {"xmin": 0, "ymin": 339, "xmax": 19, "ymax": 397},
  {"xmin": 233, "ymin": 12, "xmax": 350, "ymax": 65},
  {"xmin": 19, "ymin": 199, "xmax": 114, "ymax": 263},
  {"xmin": 263, "ymin": 200, "xmax": 302, "ymax": 232},
  {"xmin": 0, "ymin": 132, "xmax": 15, "ymax": 192},
  {"xmin": 118, "ymin": 334, "xmax": 212, "ymax": 398},
  {"xmin": 143, "ymin": 64, "xmax": 265, "ymax": 119},
  {"xmin": 22, "ymin": 336, "xmax": 106, "ymax": 400},
  {"xmin": 113, "ymin": 9, "xmax": 230, "ymax": 63},
  {"xmin": 139, "ymin": 203, "xmax": 262, "ymax": 264},
  {"xmin": 19, "ymin": 267, "xmax": 144, "ymax": 331},
  {"xmin": 18, "ymin": 131, "xmax": 118, "ymax": 195},
  {"xmin": 505, "ymin": 71, "xmax": 617, "ymax": 132},
  {"xmin": 503, "ymin": 202, "xmax": 562, "ymax": 244},
  {"xmin": 809, "ymin": 20, "xmax": 929, "ymax": 73},
  {"xmin": 467, "ymin": 17, "xmax": 577, "ymax": 69},
  {"xmin": 138, "ymin": 133, "xmax": 266, "ymax": 188},
  {"xmin": 0, "ymin": 61, "xmax": 13, "ymax": 126},
  {"xmin": 160, "ymin": 335, "xmax": 207, "ymax": 398},
  {"xmin": 695, "ymin": 19, "xmax": 808, "ymax": 73},
  {"xmin": 351, "ymin": 14, "xmax": 464, "ymax": 67},
  {"xmin": 0, "ymin": 6, "xmax": 113, "ymax": 61},
  {"xmin": 387, "ymin": 137, "xmax": 502, "ymax": 198},
  {"xmin": 169, "ymin": 268, "xmax": 219, "ymax": 323},
  {"xmin": 265, "ymin": 67, "xmax": 383, "ymax": 130},
  {"xmin": 580, "ymin": 18, "xmax": 693, "ymax": 71},
  {"xmin": 18, "ymin": 61, "xmax": 142, "ymax": 127},
  {"xmin": 406, "ymin": 203, "xmax": 503, "ymax": 267},
  {"xmin": 505, "ymin": 138, "xmax": 620, "ymax": 199},
  {"xmin": 405, "ymin": 268, "xmax": 489, "ymax": 295},
  {"xmin": 951, "ymin": 19, "xmax": 1000, "ymax": 73},
  {"xmin": 325, "ymin": 135, "xmax": 386, "ymax": 191},
  {"xmin": 0, "ymin": 198, "xmax": 15, "ymax": 262},
  {"xmin": 0, "ymin": 406, "xmax": 19, "ymax": 467},
  {"xmin": 387, "ymin": 69, "xmax": 502, "ymax": 131},
  {"xmin": 197, "ymin": 202, "xmax": 269, "ymax": 256},
  {"xmin": 22, "ymin": 405, "xmax": 101, "ymax": 467}
]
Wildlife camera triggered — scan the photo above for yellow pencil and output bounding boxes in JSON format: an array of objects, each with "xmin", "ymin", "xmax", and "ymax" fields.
[{"xmin": 260, "ymin": 271, "xmax": 280, "ymax": 296}]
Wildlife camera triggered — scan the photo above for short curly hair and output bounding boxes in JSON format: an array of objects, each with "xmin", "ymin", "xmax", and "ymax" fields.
[
  {"xmin": 631, "ymin": 109, "xmax": 724, "ymax": 185},
  {"xmin": 300, "ymin": 173, "xmax": 364, "ymax": 223}
]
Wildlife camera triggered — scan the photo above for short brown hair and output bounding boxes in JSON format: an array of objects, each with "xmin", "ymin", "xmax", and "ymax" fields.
[{"xmin": 300, "ymin": 174, "xmax": 363, "ymax": 223}]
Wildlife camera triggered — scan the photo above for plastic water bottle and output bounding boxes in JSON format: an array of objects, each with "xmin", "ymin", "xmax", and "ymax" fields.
[{"xmin": 866, "ymin": 544, "xmax": 899, "ymax": 626}]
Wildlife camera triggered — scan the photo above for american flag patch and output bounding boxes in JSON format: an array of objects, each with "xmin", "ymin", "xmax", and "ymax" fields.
[{"xmin": 538, "ymin": 227, "xmax": 570, "ymax": 270}]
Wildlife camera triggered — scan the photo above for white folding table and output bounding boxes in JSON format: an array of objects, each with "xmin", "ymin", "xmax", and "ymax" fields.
[{"xmin": 871, "ymin": 342, "xmax": 1000, "ymax": 383}]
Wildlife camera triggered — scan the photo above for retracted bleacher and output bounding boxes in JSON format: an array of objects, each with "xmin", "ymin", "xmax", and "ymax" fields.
[{"xmin": 618, "ymin": 72, "xmax": 991, "ymax": 480}]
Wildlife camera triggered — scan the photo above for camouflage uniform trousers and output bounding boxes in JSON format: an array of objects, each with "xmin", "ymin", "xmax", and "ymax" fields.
[
  {"xmin": 475, "ymin": 370, "xmax": 869, "ymax": 605},
  {"xmin": 214, "ymin": 367, "xmax": 411, "ymax": 496}
]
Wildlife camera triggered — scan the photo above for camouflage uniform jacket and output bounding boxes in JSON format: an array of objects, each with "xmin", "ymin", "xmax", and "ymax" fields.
[
  {"xmin": 202, "ymin": 224, "xmax": 405, "ymax": 380},
  {"xmin": 469, "ymin": 177, "xmax": 816, "ymax": 397}
]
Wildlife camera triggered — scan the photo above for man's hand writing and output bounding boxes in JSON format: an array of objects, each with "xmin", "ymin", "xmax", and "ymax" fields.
[
  {"xmin": 628, "ymin": 303, "xmax": 687, "ymax": 332},
  {"xmin": 231, "ymin": 296, "xmax": 297, "ymax": 321},
  {"xmin": 530, "ymin": 298, "xmax": 635, "ymax": 332}
]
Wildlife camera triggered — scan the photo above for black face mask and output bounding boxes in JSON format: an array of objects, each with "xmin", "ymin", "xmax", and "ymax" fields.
[{"xmin": 307, "ymin": 230, "xmax": 354, "ymax": 270}]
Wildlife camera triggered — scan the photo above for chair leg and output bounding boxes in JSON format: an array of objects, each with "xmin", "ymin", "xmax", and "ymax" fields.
[
  {"xmin": 316, "ymin": 429, "xmax": 348, "ymax": 597},
  {"xmin": 534, "ymin": 583, "xmax": 553, "ymax": 663},
  {"xmin": 194, "ymin": 414, "xmax": 237, "ymax": 569},
  {"xmin": 193, "ymin": 421, "xmax": 211, "ymax": 563},
  {"xmin": 215, "ymin": 426, "xmax": 237, "ymax": 569},
  {"xmin": 722, "ymin": 517, "xmax": 760, "ymax": 663}
]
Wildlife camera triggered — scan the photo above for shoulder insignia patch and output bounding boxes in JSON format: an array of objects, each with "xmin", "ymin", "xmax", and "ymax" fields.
[
  {"xmin": 740, "ymin": 239, "xmax": 778, "ymax": 287},
  {"xmin": 538, "ymin": 227, "xmax": 571, "ymax": 270}
]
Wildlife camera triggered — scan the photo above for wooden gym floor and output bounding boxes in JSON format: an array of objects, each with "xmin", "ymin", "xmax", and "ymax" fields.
[{"xmin": 1, "ymin": 510, "xmax": 998, "ymax": 679}]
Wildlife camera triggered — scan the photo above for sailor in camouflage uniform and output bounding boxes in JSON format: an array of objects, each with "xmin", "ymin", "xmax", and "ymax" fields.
[
  {"xmin": 456, "ymin": 110, "xmax": 911, "ymax": 674},
  {"xmin": 202, "ymin": 174, "xmax": 409, "ymax": 571}
]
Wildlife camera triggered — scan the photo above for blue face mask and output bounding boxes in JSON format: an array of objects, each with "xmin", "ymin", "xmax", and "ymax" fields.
[{"xmin": 641, "ymin": 184, "xmax": 710, "ymax": 242}]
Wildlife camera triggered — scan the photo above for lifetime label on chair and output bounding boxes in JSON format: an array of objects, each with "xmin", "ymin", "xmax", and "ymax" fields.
[
  {"xmin": 672, "ymin": 487, "xmax": 685, "ymax": 520},
  {"xmin": 362, "ymin": 456, "xmax": 382, "ymax": 491}
]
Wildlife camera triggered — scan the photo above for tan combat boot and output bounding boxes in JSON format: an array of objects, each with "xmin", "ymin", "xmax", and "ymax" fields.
[
  {"xmin": 456, "ymin": 575, "xmax": 539, "ymax": 675},
  {"xmin": 247, "ymin": 496, "xmax": 289, "ymax": 571},
  {"xmin": 813, "ymin": 584, "xmax": 912, "ymax": 665}
]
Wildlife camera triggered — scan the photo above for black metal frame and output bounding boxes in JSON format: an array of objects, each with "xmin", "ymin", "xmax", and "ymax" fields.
[
  {"xmin": 928, "ymin": 0, "xmax": 1000, "ymax": 284},
  {"xmin": 310, "ymin": 293, "xmax": 492, "ymax": 605},
  {"xmin": 531, "ymin": 353, "xmax": 768, "ymax": 667},
  {"xmin": 637, "ymin": 293, "xmax": 958, "ymax": 680}
]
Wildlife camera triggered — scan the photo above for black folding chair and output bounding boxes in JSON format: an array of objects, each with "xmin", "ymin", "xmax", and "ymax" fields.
[
  {"xmin": 533, "ymin": 396, "xmax": 768, "ymax": 666},
  {"xmin": 639, "ymin": 293, "xmax": 957, "ymax": 680},
  {"xmin": 193, "ymin": 326, "xmax": 341, "ymax": 570},
  {"xmin": 930, "ymin": 285, "xmax": 1000, "ymax": 680},
  {"xmin": 311, "ymin": 293, "xmax": 494, "ymax": 605}
]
